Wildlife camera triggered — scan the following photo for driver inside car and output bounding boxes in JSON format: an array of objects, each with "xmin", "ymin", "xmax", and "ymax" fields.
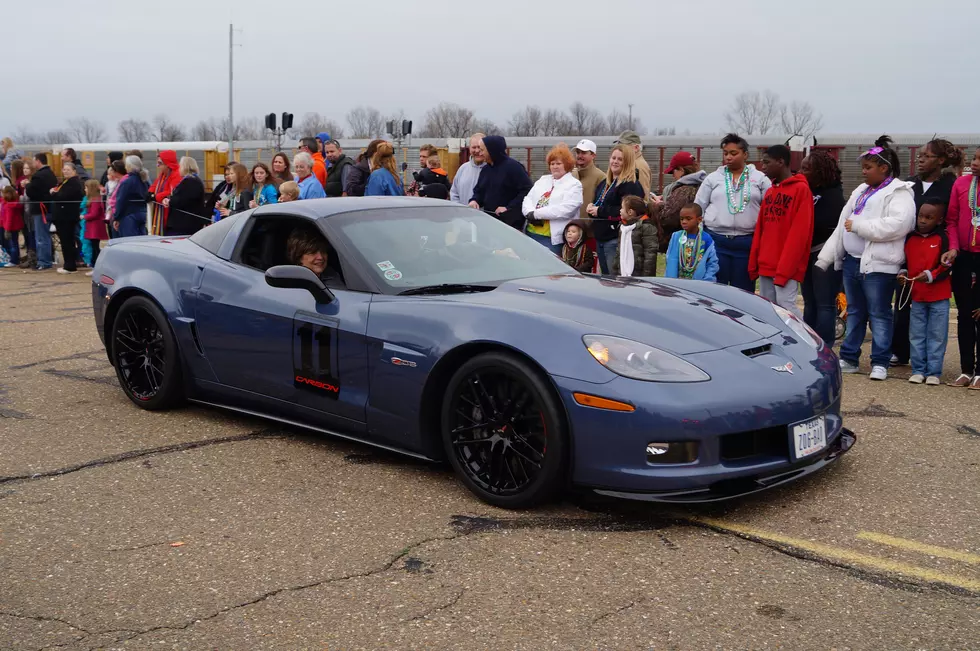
[{"xmin": 287, "ymin": 228, "xmax": 343, "ymax": 287}]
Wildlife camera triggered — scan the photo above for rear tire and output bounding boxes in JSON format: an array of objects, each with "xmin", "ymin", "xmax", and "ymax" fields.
[
  {"xmin": 111, "ymin": 296, "xmax": 184, "ymax": 410},
  {"xmin": 441, "ymin": 352, "xmax": 567, "ymax": 509}
]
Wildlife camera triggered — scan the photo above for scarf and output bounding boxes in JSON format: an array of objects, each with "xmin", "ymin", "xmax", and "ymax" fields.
[
  {"xmin": 619, "ymin": 221, "xmax": 639, "ymax": 276},
  {"xmin": 562, "ymin": 235, "xmax": 586, "ymax": 268}
]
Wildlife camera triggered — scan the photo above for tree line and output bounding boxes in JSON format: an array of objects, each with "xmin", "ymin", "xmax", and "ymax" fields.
[{"xmin": 10, "ymin": 93, "xmax": 821, "ymax": 144}]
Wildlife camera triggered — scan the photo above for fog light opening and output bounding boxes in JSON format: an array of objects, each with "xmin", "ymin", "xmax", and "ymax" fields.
[{"xmin": 646, "ymin": 441, "xmax": 699, "ymax": 464}]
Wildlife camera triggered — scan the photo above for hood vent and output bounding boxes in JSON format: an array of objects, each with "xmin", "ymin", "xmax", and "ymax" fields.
[{"xmin": 741, "ymin": 343, "xmax": 773, "ymax": 358}]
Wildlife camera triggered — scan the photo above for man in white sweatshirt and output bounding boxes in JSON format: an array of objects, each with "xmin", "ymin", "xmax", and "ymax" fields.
[{"xmin": 451, "ymin": 133, "xmax": 487, "ymax": 205}]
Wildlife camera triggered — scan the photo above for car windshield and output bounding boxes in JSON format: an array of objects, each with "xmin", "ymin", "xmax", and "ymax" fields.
[{"xmin": 327, "ymin": 206, "xmax": 575, "ymax": 293}]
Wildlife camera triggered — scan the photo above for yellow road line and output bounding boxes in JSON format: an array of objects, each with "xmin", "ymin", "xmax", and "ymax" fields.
[
  {"xmin": 689, "ymin": 517, "xmax": 980, "ymax": 593},
  {"xmin": 856, "ymin": 531, "xmax": 980, "ymax": 566}
]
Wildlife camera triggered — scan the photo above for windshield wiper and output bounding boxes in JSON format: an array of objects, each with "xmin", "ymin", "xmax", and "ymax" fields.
[{"xmin": 397, "ymin": 283, "xmax": 497, "ymax": 296}]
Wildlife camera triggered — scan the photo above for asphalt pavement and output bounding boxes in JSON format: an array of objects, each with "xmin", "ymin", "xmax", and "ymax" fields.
[{"xmin": 1, "ymin": 270, "xmax": 978, "ymax": 650}]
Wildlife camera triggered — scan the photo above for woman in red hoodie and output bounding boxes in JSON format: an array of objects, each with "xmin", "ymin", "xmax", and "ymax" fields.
[
  {"xmin": 749, "ymin": 145, "xmax": 814, "ymax": 317},
  {"xmin": 1, "ymin": 185, "xmax": 25, "ymax": 266},
  {"xmin": 148, "ymin": 150, "xmax": 182, "ymax": 236}
]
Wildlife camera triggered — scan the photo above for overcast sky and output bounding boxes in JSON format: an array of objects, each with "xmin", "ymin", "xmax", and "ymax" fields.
[{"xmin": 5, "ymin": 0, "xmax": 979, "ymax": 139}]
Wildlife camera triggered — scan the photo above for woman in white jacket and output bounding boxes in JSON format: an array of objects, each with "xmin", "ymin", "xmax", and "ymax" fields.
[
  {"xmin": 816, "ymin": 137, "xmax": 916, "ymax": 381},
  {"xmin": 522, "ymin": 144, "xmax": 583, "ymax": 255}
]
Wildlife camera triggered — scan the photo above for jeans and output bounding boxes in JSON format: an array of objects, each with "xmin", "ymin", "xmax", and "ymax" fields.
[
  {"xmin": 4, "ymin": 230, "xmax": 21, "ymax": 264},
  {"xmin": 524, "ymin": 227, "xmax": 562, "ymax": 255},
  {"xmin": 33, "ymin": 212, "xmax": 53, "ymax": 268},
  {"xmin": 758, "ymin": 277, "xmax": 801, "ymax": 316},
  {"xmin": 706, "ymin": 229, "xmax": 755, "ymax": 292},
  {"xmin": 892, "ymin": 281, "xmax": 911, "ymax": 363},
  {"xmin": 840, "ymin": 255, "xmax": 896, "ymax": 368},
  {"xmin": 118, "ymin": 214, "xmax": 147, "ymax": 238},
  {"xmin": 87, "ymin": 238, "xmax": 102, "ymax": 268},
  {"xmin": 802, "ymin": 252, "xmax": 842, "ymax": 346},
  {"xmin": 54, "ymin": 221, "xmax": 78, "ymax": 272},
  {"xmin": 951, "ymin": 251, "xmax": 980, "ymax": 376},
  {"xmin": 596, "ymin": 238, "xmax": 619, "ymax": 275},
  {"xmin": 909, "ymin": 299, "xmax": 950, "ymax": 377}
]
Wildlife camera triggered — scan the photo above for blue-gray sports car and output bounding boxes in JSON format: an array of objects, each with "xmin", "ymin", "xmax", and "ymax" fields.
[{"xmin": 91, "ymin": 198, "xmax": 854, "ymax": 508}]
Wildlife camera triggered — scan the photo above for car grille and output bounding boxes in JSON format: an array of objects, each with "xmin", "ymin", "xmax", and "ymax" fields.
[{"xmin": 719, "ymin": 426, "xmax": 788, "ymax": 462}]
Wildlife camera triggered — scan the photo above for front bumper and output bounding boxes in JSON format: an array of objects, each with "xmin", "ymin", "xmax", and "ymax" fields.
[{"xmin": 592, "ymin": 428, "xmax": 855, "ymax": 503}]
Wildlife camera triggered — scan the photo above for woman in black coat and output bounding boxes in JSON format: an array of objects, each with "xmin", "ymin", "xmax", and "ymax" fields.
[
  {"xmin": 49, "ymin": 162, "xmax": 85, "ymax": 273},
  {"xmin": 165, "ymin": 157, "xmax": 207, "ymax": 236},
  {"xmin": 586, "ymin": 144, "xmax": 646, "ymax": 274}
]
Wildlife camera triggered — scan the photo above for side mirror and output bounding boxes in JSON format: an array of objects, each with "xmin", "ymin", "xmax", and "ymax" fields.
[{"xmin": 265, "ymin": 265, "xmax": 335, "ymax": 303}]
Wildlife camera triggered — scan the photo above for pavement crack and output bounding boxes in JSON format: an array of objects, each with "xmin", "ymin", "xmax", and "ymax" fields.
[
  {"xmin": 10, "ymin": 349, "xmax": 106, "ymax": 370},
  {"xmin": 0, "ymin": 429, "xmax": 282, "ymax": 486},
  {"xmin": 405, "ymin": 589, "xmax": 464, "ymax": 623},
  {"xmin": 40, "ymin": 369, "xmax": 117, "ymax": 387},
  {"xmin": 589, "ymin": 599, "xmax": 640, "ymax": 627},
  {"xmin": 0, "ymin": 609, "xmax": 92, "ymax": 634}
]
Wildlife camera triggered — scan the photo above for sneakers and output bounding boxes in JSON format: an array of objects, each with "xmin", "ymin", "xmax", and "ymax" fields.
[
  {"xmin": 56, "ymin": 268, "xmax": 76, "ymax": 275},
  {"xmin": 839, "ymin": 359, "xmax": 860, "ymax": 374},
  {"xmin": 908, "ymin": 374, "xmax": 925, "ymax": 384},
  {"xmin": 34, "ymin": 266, "xmax": 52, "ymax": 272},
  {"xmin": 925, "ymin": 376, "xmax": 941, "ymax": 386},
  {"xmin": 84, "ymin": 271, "xmax": 94, "ymax": 277},
  {"xmin": 949, "ymin": 374, "xmax": 973, "ymax": 387},
  {"xmin": 2, "ymin": 262, "xmax": 16, "ymax": 268},
  {"xmin": 869, "ymin": 366, "xmax": 888, "ymax": 381},
  {"xmin": 890, "ymin": 355, "xmax": 908, "ymax": 367}
]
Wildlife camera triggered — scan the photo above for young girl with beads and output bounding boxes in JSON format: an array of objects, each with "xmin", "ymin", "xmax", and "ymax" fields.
[
  {"xmin": 942, "ymin": 146, "xmax": 980, "ymax": 389},
  {"xmin": 694, "ymin": 133, "xmax": 771, "ymax": 291},
  {"xmin": 665, "ymin": 203, "xmax": 718, "ymax": 282},
  {"xmin": 816, "ymin": 136, "xmax": 916, "ymax": 382}
]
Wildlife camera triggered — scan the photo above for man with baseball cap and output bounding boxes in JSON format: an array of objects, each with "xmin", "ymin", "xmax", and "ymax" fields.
[
  {"xmin": 572, "ymin": 139, "xmax": 605, "ymax": 222},
  {"xmin": 655, "ymin": 150, "xmax": 706, "ymax": 251},
  {"xmin": 615, "ymin": 130, "xmax": 651, "ymax": 197}
]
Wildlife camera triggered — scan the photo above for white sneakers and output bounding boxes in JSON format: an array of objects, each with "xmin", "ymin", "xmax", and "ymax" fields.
[
  {"xmin": 869, "ymin": 366, "xmax": 888, "ymax": 381},
  {"xmin": 925, "ymin": 376, "xmax": 941, "ymax": 386},
  {"xmin": 56, "ymin": 268, "xmax": 77, "ymax": 275},
  {"xmin": 909, "ymin": 374, "xmax": 925, "ymax": 384}
]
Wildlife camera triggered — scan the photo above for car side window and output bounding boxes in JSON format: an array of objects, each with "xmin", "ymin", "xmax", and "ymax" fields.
[
  {"xmin": 188, "ymin": 214, "xmax": 243, "ymax": 254},
  {"xmin": 233, "ymin": 216, "xmax": 347, "ymax": 288}
]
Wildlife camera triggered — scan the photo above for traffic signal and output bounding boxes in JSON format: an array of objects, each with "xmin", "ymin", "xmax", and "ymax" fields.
[
  {"xmin": 282, "ymin": 112, "xmax": 294, "ymax": 130},
  {"xmin": 265, "ymin": 113, "xmax": 276, "ymax": 130},
  {"xmin": 402, "ymin": 120, "xmax": 413, "ymax": 135},
  {"xmin": 387, "ymin": 121, "xmax": 395, "ymax": 136}
]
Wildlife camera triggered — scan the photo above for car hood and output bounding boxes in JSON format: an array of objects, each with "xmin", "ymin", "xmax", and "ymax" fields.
[{"xmin": 460, "ymin": 275, "xmax": 781, "ymax": 354}]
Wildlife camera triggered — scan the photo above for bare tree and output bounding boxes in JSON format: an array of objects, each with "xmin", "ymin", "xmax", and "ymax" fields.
[
  {"xmin": 236, "ymin": 117, "xmax": 262, "ymax": 140},
  {"xmin": 67, "ymin": 117, "xmax": 107, "ymax": 143},
  {"xmin": 41, "ymin": 129, "xmax": 72, "ymax": 145},
  {"xmin": 606, "ymin": 109, "xmax": 630, "ymax": 135},
  {"xmin": 724, "ymin": 90, "xmax": 781, "ymax": 135},
  {"xmin": 190, "ymin": 119, "xmax": 219, "ymax": 141},
  {"xmin": 419, "ymin": 102, "xmax": 475, "ymax": 138},
  {"xmin": 652, "ymin": 126, "xmax": 677, "ymax": 136},
  {"xmin": 118, "ymin": 119, "xmax": 153, "ymax": 142},
  {"xmin": 11, "ymin": 126, "xmax": 38, "ymax": 144},
  {"xmin": 471, "ymin": 118, "xmax": 503, "ymax": 137},
  {"xmin": 508, "ymin": 106, "xmax": 544, "ymax": 137},
  {"xmin": 568, "ymin": 102, "xmax": 606, "ymax": 136},
  {"xmin": 780, "ymin": 101, "xmax": 824, "ymax": 140},
  {"xmin": 153, "ymin": 114, "xmax": 186, "ymax": 141},
  {"xmin": 540, "ymin": 109, "xmax": 575, "ymax": 137},
  {"xmin": 346, "ymin": 106, "xmax": 385, "ymax": 139},
  {"xmin": 296, "ymin": 112, "xmax": 345, "ymax": 138}
]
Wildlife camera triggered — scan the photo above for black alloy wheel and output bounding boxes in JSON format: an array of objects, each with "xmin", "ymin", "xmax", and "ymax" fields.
[
  {"xmin": 111, "ymin": 296, "xmax": 183, "ymax": 410},
  {"xmin": 442, "ymin": 352, "xmax": 567, "ymax": 508}
]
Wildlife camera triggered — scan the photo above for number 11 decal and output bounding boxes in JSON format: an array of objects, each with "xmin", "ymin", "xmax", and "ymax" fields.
[{"xmin": 292, "ymin": 316, "xmax": 340, "ymax": 399}]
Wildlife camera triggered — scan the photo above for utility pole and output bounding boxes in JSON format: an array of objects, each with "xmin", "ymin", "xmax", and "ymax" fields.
[
  {"xmin": 228, "ymin": 23, "xmax": 234, "ymax": 157},
  {"xmin": 628, "ymin": 104, "xmax": 634, "ymax": 130}
]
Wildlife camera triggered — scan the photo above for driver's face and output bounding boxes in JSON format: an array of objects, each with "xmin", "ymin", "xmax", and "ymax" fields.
[{"xmin": 301, "ymin": 250, "xmax": 327, "ymax": 276}]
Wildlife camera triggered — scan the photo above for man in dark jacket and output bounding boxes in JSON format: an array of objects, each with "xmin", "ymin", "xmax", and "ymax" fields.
[
  {"xmin": 25, "ymin": 154, "xmax": 58, "ymax": 270},
  {"xmin": 467, "ymin": 135, "xmax": 532, "ymax": 229},
  {"xmin": 61, "ymin": 148, "xmax": 90, "ymax": 180},
  {"xmin": 323, "ymin": 141, "xmax": 355, "ymax": 197},
  {"xmin": 100, "ymin": 151, "xmax": 124, "ymax": 187}
]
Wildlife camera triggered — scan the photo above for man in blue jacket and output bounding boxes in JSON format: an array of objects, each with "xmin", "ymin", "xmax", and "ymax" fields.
[{"xmin": 467, "ymin": 136, "xmax": 532, "ymax": 230}]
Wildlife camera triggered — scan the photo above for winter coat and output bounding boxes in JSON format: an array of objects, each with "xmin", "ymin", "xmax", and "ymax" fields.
[
  {"xmin": 521, "ymin": 173, "xmax": 584, "ymax": 246},
  {"xmin": 945, "ymin": 175, "xmax": 980, "ymax": 253},
  {"xmin": 816, "ymin": 179, "xmax": 916, "ymax": 275},
  {"xmin": 907, "ymin": 171, "xmax": 956, "ymax": 214},
  {"xmin": 25, "ymin": 165, "xmax": 58, "ymax": 215},
  {"xmin": 665, "ymin": 229, "xmax": 719, "ymax": 282},
  {"xmin": 572, "ymin": 162, "xmax": 607, "ymax": 222},
  {"xmin": 748, "ymin": 174, "xmax": 814, "ymax": 285},
  {"xmin": 311, "ymin": 152, "xmax": 328, "ymax": 188},
  {"xmin": 149, "ymin": 150, "xmax": 182, "ymax": 233},
  {"xmin": 560, "ymin": 220, "xmax": 595, "ymax": 273},
  {"xmin": 416, "ymin": 167, "xmax": 452, "ymax": 200},
  {"xmin": 167, "ymin": 174, "xmax": 207, "ymax": 235},
  {"xmin": 810, "ymin": 182, "xmax": 846, "ymax": 253},
  {"xmin": 50, "ymin": 176, "xmax": 84, "ymax": 225},
  {"xmin": 365, "ymin": 168, "xmax": 405, "ymax": 197},
  {"xmin": 1, "ymin": 199, "xmax": 25, "ymax": 232},
  {"xmin": 655, "ymin": 170, "xmax": 705, "ymax": 252},
  {"xmin": 114, "ymin": 172, "xmax": 150, "ymax": 233},
  {"xmin": 695, "ymin": 165, "xmax": 772, "ymax": 236},
  {"xmin": 83, "ymin": 200, "xmax": 108, "ymax": 240},
  {"xmin": 324, "ymin": 154, "xmax": 355, "ymax": 197},
  {"xmin": 901, "ymin": 229, "xmax": 951, "ymax": 303},
  {"xmin": 470, "ymin": 136, "xmax": 533, "ymax": 229},
  {"xmin": 592, "ymin": 173, "xmax": 645, "ymax": 242},
  {"xmin": 346, "ymin": 158, "xmax": 371, "ymax": 197},
  {"xmin": 613, "ymin": 217, "xmax": 658, "ymax": 277}
]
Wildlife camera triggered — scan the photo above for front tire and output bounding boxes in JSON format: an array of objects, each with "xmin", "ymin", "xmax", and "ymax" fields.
[
  {"xmin": 111, "ymin": 296, "xmax": 184, "ymax": 410},
  {"xmin": 441, "ymin": 352, "xmax": 568, "ymax": 509}
]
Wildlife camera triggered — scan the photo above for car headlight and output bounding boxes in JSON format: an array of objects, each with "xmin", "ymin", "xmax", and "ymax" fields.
[
  {"xmin": 772, "ymin": 304, "xmax": 822, "ymax": 349},
  {"xmin": 583, "ymin": 335, "xmax": 710, "ymax": 383}
]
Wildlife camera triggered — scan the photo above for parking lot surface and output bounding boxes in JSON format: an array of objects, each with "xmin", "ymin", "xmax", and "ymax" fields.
[{"xmin": 1, "ymin": 271, "xmax": 978, "ymax": 650}]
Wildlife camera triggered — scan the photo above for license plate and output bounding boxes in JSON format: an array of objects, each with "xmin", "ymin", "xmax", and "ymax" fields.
[{"xmin": 791, "ymin": 416, "xmax": 826, "ymax": 461}]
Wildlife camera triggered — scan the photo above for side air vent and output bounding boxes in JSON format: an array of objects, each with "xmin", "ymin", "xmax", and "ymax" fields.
[
  {"xmin": 741, "ymin": 344, "xmax": 773, "ymax": 358},
  {"xmin": 189, "ymin": 321, "xmax": 205, "ymax": 356}
]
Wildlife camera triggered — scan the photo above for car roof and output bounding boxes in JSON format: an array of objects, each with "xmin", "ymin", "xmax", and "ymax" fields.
[{"xmin": 252, "ymin": 197, "xmax": 455, "ymax": 220}]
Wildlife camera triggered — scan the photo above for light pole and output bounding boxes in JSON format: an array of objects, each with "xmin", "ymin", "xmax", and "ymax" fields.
[
  {"xmin": 628, "ymin": 104, "xmax": 634, "ymax": 130},
  {"xmin": 228, "ymin": 23, "xmax": 234, "ymax": 157}
]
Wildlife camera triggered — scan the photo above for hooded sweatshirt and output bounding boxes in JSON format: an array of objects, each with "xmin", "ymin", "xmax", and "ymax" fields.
[
  {"xmin": 470, "ymin": 136, "xmax": 533, "ymax": 229},
  {"xmin": 749, "ymin": 173, "xmax": 814, "ymax": 285},
  {"xmin": 450, "ymin": 159, "xmax": 486, "ymax": 205},
  {"xmin": 149, "ymin": 150, "xmax": 182, "ymax": 235},
  {"xmin": 902, "ymin": 228, "xmax": 951, "ymax": 303},
  {"xmin": 561, "ymin": 220, "xmax": 595, "ymax": 273}
]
